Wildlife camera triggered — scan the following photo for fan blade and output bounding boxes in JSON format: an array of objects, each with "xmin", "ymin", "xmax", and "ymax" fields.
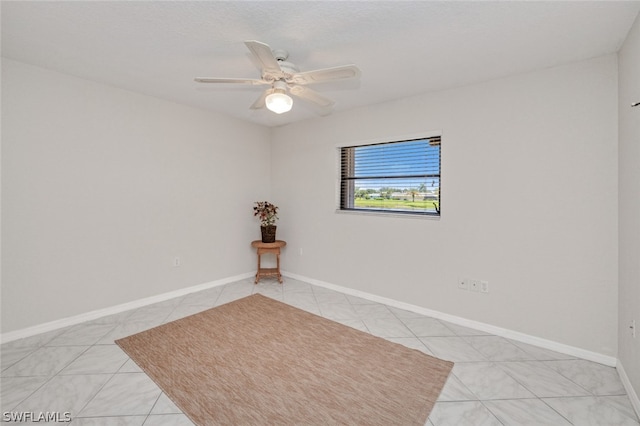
[
  {"xmin": 244, "ymin": 40, "xmax": 283, "ymax": 79},
  {"xmin": 290, "ymin": 85, "xmax": 335, "ymax": 108},
  {"xmin": 194, "ymin": 77, "xmax": 268, "ymax": 85},
  {"xmin": 249, "ymin": 89, "xmax": 273, "ymax": 110},
  {"xmin": 289, "ymin": 65, "xmax": 361, "ymax": 85}
]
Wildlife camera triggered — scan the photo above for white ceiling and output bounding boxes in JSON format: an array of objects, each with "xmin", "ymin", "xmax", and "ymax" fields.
[{"xmin": 2, "ymin": 1, "xmax": 639, "ymax": 128}]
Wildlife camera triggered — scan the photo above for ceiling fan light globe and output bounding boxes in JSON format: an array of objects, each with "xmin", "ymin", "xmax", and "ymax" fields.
[{"xmin": 265, "ymin": 92, "xmax": 293, "ymax": 114}]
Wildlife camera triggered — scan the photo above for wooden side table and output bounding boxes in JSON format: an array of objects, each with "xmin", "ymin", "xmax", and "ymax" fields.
[{"xmin": 251, "ymin": 240, "xmax": 286, "ymax": 284}]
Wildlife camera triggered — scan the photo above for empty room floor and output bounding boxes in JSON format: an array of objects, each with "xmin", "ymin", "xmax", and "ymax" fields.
[{"xmin": 1, "ymin": 278, "xmax": 638, "ymax": 426}]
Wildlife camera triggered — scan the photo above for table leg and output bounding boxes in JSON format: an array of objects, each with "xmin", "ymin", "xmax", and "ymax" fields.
[
  {"xmin": 255, "ymin": 253, "xmax": 261, "ymax": 284},
  {"xmin": 277, "ymin": 252, "xmax": 283, "ymax": 283}
]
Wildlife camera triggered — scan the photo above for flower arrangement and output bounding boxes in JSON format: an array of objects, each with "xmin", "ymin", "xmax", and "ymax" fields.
[{"xmin": 253, "ymin": 201, "xmax": 279, "ymax": 227}]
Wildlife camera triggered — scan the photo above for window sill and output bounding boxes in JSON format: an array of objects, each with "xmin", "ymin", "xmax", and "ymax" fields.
[{"xmin": 335, "ymin": 209, "xmax": 440, "ymax": 220}]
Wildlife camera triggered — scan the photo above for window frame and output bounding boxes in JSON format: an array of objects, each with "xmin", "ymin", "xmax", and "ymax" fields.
[{"xmin": 336, "ymin": 132, "xmax": 442, "ymax": 218}]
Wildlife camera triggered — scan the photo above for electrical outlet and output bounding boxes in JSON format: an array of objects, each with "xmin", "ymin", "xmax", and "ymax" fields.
[
  {"xmin": 631, "ymin": 320, "xmax": 636, "ymax": 338},
  {"xmin": 173, "ymin": 257, "xmax": 181, "ymax": 267},
  {"xmin": 458, "ymin": 278, "xmax": 468, "ymax": 290},
  {"xmin": 480, "ymin": 280, "xmax": 489, "ymax": 293},
  {"xmin": 469, "ymin": 279, "xmax": 480, "ymax": 292},
  {"xmin": 299, "ymin": 248, "xmax": 303, "ymax": 256}
]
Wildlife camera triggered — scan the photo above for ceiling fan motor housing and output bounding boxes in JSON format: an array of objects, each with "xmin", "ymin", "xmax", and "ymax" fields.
[{"xmin": 272, "ymin": 49, "xmax": 299, "ymax": 81}]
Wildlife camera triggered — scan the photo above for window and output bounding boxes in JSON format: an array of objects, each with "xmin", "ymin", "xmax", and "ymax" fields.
[{"xmin": 339, "ymin": 136, "xmax": 441, "ymax": 216}]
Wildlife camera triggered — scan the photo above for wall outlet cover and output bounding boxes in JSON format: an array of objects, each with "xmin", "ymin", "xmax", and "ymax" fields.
[{"xmin": 458, "ymin": 278, "xmax": 468, "ymax": 290}]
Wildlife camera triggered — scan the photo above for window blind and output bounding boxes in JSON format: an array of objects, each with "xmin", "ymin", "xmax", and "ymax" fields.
[{"xmin": 340, "ymin": 137, "xmax": 441, "ymax": 215}]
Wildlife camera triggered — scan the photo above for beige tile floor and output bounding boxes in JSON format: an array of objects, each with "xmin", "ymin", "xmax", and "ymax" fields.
[{"xmin": 2, "ymin": 277, "xmax": 639, "ymax": 425}]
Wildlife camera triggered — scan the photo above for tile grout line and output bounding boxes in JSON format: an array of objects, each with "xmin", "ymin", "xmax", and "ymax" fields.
[{"xmin": 3, "ymin": 278, "xmax": 637, "ymax": 425}]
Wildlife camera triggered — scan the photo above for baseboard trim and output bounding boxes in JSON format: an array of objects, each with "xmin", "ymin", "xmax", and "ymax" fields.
[
  {"xmin": 617, "ymin": 360, "xmax": 640, "ymax": 420},
  {"xmin": 283, "ymin": 271, "xmax": 618, "ymax": 367},
  {"xmin": 1, "ymin": 270, "xmax": 619, "ymax": 368},
  {"xmin": 0, "ymin": 272, "xmax": 254, "ymax": 344}
]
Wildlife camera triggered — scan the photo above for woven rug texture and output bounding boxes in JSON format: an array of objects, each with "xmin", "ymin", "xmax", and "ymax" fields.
[{"xmin": 116, "ymin": 293, "xmax": 453, "ymax": 425}]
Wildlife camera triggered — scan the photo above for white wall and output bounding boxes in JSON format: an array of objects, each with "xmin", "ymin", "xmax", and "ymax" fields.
[
  {"xmin": 1, "ymin": 52, "xmax": 624, "ymax": 362},
  {"xmin": 618, "ymin": 13, "xmax": 640, "ymax": 402},
  {"xmin": 1, "ymin": 59, "xmax": 271, "ymax": 333},
  {"xmin": 271, "ymin": 55, "xmax": 619, "ymax": 357}
]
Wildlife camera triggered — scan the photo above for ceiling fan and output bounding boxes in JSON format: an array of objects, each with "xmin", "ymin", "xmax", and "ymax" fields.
[{"xmin": 195, "ymin": 40, "xmax": 361, "ymax": 114}]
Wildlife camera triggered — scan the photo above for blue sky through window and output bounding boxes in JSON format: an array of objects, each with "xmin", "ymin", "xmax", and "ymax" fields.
[{"xmin": 352, "ymin": 138, "xmax": 440, "ymax": 192}]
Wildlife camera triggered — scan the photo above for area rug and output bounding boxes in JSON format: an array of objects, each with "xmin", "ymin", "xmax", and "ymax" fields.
[{"xmin": 116, "ymin": 294, "xmax": 453, "ymax": 425}]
